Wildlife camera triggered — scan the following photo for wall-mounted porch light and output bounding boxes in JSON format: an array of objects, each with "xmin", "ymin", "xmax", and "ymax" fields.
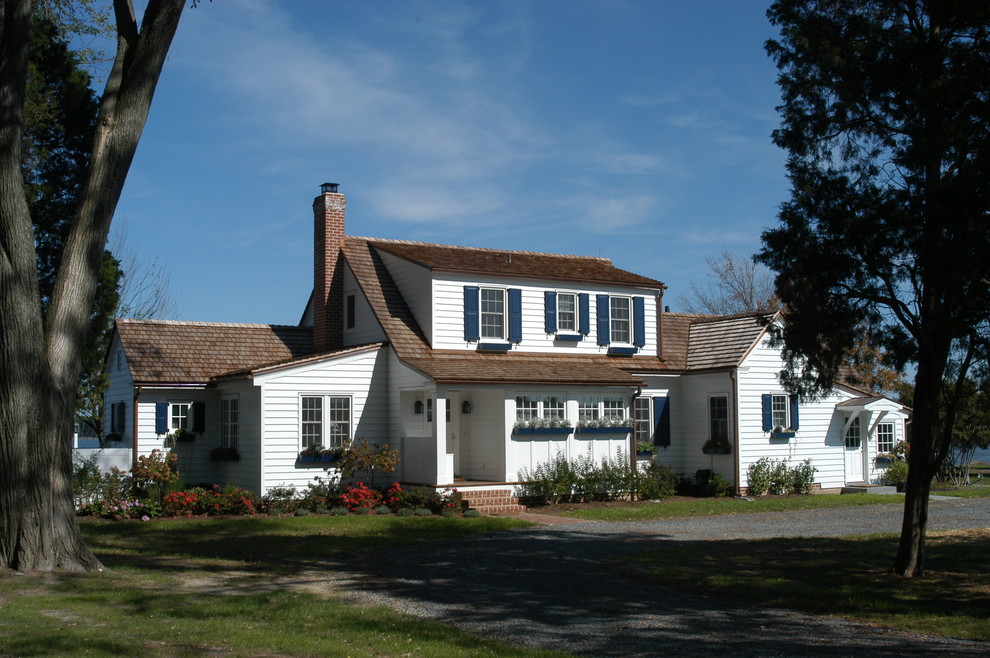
[
  {"xmin": 461, "ymin": 400, "xmax": 472, "ymax": 414},
  {"xmin": 414, "ymin": 400, "xmax": 424, "ymax": 414}
]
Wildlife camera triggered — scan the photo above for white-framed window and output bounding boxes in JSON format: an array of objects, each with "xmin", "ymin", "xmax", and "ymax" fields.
[
  {"xmin": 170, "ymin": 402, "xmax": 191, "ymax": 432},
  {"xmin": 515, "ymin": 394, "xmax": 567, "ymax": 423},
  {"xmin": 709, "ymin": 395, "xmax": 728, "ymax": 444},
  {"xmin": 345, "ymin": 293, "xmax": 356, "ymax": 330},
  {"xmin": 845, "ymin": 416, "xmax": 861, "ymax": 448},
  {"xmin": 876, "ymin": 422, "xmax": 894, "ymax": 453},
  {"xmin": 557, "ymin": 292, "xmax": 577, "ymax": 332},
  {"xmin": 220, "ymin": 396, "xmax": 239, "ymax": 449},
  {"xmin": 771, "ymin": 394, "xmax": 789, "ymax": 430},
  {"xmin": 579, "ymin": 395, "xmax": 627, "ymax": 423},
  {"xmin": 633, "ymin": 397, "xmax": 651, "ymax": 443},
  {"xmin": 610, "ymin": 296, "xmax": 631, "ymax": 344},
  {"xmin": 300, "ymin": 395, "xmax": 351, "ymax": 449},
  {"xmin": 480, "ymin": 288, "xmax": 505, "ymax": 339}
]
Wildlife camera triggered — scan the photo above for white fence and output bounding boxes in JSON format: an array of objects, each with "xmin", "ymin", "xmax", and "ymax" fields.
[{"xmin": 72, "ymin": 448, "xmax": 132, "ymax": 473}]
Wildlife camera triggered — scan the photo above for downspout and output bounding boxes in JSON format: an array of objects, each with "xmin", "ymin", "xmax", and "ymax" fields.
[
  {"xmin": 132, "ymin": 386, "xmax": 142, "ymax": 471},
  {"xmin": 729, "ymin": 369, "xmax": 740, "ymax": 495}
]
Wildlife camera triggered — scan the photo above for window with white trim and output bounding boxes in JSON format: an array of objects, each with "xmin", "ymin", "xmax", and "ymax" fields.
[
  {"xmin": 771, "ymin": 394, "xmax": 789, "ymax": 430},
  {"xmin": 557, "ymin": 292, "xmax": 577, "ymax": 332},
  {"xmin": 876, "ymin": 422, "xmax": 894, "ymax": 454},
  {"xmin": 481, "ymin": 288, "xmax": 505, "ymax": 339},
  {"xmin": 709, "ymin": 395, "xmax": 728, "ymax": 444},
  {"xmin": 603, "ymin": 395, "xmax": 626, "ymax": 421},
  {"xmin": 610, "ymin": 296, "xmax": 631, "ymax": 343},
  {"xmin": 300, "ymin": 395, "xmax": 351, "ymax": 449},
  {"xmin": 845, "ymin": 416, "xmax": 861, "ymax": 448},
  {"xmin": 170, "ymin": 402, "xmax": 191, "ymax": 432},
  {"xmin": 579, "ymin": 396, "xmax": 600, "ymax": 424},
  {"xmin": 220, "ymin": 396, "xmax": 238, "ymax": 449},
  {"xmin": 633, "ymin": 397, "xmax": 651, "ymax": 442},
  {"xmin": 578, "ymin": 395, "xmax": 627, "ymax": 423},
  {"xmin": 515, "ymin": 394, "xmax": 567, "ymax": 423}
]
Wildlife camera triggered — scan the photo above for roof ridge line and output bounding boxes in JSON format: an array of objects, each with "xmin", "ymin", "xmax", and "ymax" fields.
[
  {"xmin": 117, "ymin": 318, "xmax": 307, "ymax": 330},
  {"xmin": 348, "ymin": 236, "xmax": 613, "ymax": 262}
]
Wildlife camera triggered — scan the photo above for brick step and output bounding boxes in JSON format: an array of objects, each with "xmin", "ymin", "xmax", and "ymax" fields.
[
  {"xmin": 456, "ymin": 490, "xmax": 527, "ymax": 516},
  {"xmin": 476, "ymin": 504, "xmax": 528, "ymax": 515}
]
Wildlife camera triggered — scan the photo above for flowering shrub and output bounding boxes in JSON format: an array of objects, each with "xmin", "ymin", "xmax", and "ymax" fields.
[
  {"xmin": 429, "ymin": 488, "xmax": 464, "ymax": 515},
  {"xmin": 78, "ymin": 497, "xmax": 160, "ymax": 520},
  {"xmin": 162, "ymin": 485, "xmax": 259, "ymax": 517},
  {"xmin": 339, "ymin": 482, "xmax": 382, "ymax": 512},
  {"xmin": 383, "ymin": 483, "xmax": 404, "ymax": 511}
]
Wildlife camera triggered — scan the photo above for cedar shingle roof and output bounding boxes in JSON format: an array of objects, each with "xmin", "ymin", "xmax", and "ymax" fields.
[
  {"xmin": 362, "ymin": 238, "xmax": 664, "ymax": 288},
  {"xmin": 116, "ymin": 319, "xmax": 312, "ymax": 384},
  {"xmin": 685, "ymin": 313, "xmax": 771, "ymax": 370},
  {"xmin": 403, "ymin": 351, "xmax": 647, "ymax": 386}
]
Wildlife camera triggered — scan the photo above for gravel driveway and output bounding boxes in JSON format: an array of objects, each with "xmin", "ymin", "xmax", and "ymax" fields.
[{"xmin": 342, "ymin": 496, "xmax": 989, "ymax": 657}]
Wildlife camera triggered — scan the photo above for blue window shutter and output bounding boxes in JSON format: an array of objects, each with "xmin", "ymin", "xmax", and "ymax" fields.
[
  {"xmin": 508, "ymin": 288, "xmax": 523, "ymax": 343},
  {"xmin": 633, "ymin": 296, "xmax": 646, "ymax": 347},
  {"xmin": 579, "ymin": 293, "xmax": 590, "ymax": 335},
  {"xmin": 653, "ymin": 396, "xmax": 670, "ymax": 447},
  {"xmin": 155, "ymin": 402, "xmax": 168, "ymax": 434},
  {"xmin": 596, "ymin": 295, "xmax": 610, "ymax": 346},
  {"xmin": 463, "ymin": 286, "xmax": 479, "ymax": 341},
  {"xmin": 789, "ymin": 395, "xmax": 800, "ymax": 430},
  {"xmin": 544, "ymin": 291, "xmax": 557, "ymax": 334},
  {"xmin": 192, "ymin": 401, "xmax": 206, "ymax": 433},
  {"xmin": 761, "ymin": 394, "xmax": 773, "ymax": 431}
]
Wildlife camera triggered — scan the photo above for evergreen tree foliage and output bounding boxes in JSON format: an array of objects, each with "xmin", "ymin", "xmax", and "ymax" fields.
[{"xmin": 758, "ymin": 0, "xmax": 990, "ymax": 576}]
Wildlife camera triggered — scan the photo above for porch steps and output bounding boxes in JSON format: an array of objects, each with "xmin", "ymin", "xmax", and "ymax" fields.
[
  {"xmin": 457, "ymin": 489, "xmax": 528, "ymax": 516},
  {"xmin": 841, "ymin": 484, "xmax": 898, "ymax": 495}
]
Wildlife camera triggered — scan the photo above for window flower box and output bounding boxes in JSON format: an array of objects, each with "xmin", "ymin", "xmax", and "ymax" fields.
[
  {"xmin": 210, "ymin": 447, "xmax": 239, "ymax": 461},
  {"xmin": 512, "ymin": 427, "xmax": 573, "ymax": 436},
  {"xmin": 576, "ymin": 426, "xmax": 633, "ymax": 435},
  {"xmin": 170, "ymin": 427, "xmax": 195, "ymax": 442}
]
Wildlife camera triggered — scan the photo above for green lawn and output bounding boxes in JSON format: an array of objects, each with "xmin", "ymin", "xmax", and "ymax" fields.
[
  {"xmin": 537, "ymin": 493, "xmax": 907, "ymax": 521},
  {"xmin": 629, "ymin": 528, "xmax": 990, "ymax": 641},
  {"xmin": 1, "ymin": 515, "xmax": 560, "ymax": 658}
]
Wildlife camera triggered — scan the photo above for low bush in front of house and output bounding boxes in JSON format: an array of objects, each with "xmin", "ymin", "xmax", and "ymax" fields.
[
  {"xmin": 517, "ymin": 450, "xmax": 680, "ymax": 506},
  {"xmin": 747, "ymin": 457, "xmax": 818, "ymax": 496}
]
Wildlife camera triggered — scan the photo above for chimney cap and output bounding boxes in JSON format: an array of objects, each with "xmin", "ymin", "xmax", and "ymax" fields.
[{"xmin": 320, "ymin": 182, "xmax": 339, "ymax": 194}]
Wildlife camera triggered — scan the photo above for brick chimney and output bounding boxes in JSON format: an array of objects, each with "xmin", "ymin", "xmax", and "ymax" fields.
[{"xmin": 313, "ymin": 182, "xmax": 346, "ymax": 353}]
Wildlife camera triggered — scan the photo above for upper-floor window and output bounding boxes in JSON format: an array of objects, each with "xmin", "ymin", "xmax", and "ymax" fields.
[
  {"xmin": 557, "ymin": 293, "xmax": 577, "ymax": 332},
  {"xmin": 480, "ymin": 288, "xmax": 505, "ymax": 339},
  {"xmin": 345, "ymin": 293, "xmax": 356, "ymax": 330},
  {"xmin": 610, "ymin": 296, "xmax": 631, "ymax": 344}
]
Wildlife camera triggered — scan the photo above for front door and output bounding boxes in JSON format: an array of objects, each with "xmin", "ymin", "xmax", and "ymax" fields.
[
  {"xmin": 446, "ymin": 392, "xmax": 461, "ymax": 478},
  {"xmin": 844, "ymin": 416, "xmax": 865, "ymax": 483}
]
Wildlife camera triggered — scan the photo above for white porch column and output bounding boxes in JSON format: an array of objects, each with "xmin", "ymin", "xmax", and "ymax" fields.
[{"xmin": 433, "ymin": 393, "xmax": 449, "ymax": 485}]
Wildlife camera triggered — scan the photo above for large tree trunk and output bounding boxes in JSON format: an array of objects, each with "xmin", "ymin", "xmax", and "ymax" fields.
[{"xmin": 0, "ymin": 0, "xmax": 185, "ymax": 572}]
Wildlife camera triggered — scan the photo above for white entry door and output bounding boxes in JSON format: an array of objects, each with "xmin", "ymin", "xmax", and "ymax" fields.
[{"xmin": 844, "ymin": 416, "xmax": 865, "ymax": 483}]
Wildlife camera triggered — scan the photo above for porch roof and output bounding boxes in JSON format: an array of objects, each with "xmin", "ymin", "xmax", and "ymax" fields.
[
  {"xmin": 403, "ymin": 351, "xmax": 647, "ymax": 386},
  {"xmin": 835, "ymin": 396, "xmax": 888, "ymax": 411}
]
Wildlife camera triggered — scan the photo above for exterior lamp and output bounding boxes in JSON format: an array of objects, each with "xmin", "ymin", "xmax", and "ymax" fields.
[{"xmin": 461, "ymin": 400, "xmax": 472, "ymax": 414}]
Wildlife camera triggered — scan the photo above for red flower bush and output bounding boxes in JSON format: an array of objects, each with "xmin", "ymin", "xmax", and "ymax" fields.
[
  {"xmin": 162, "ymin": 485, "xmax": 259, "ymax": 517},
  {"xmin": 339, "ymin": 482, "xmax": 382, "ymax": 512}
]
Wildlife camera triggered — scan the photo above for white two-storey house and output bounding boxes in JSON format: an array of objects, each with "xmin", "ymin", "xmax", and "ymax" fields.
[{"xmin": 103, "ymin": 184, "xmax": 908, "ymax": 498}]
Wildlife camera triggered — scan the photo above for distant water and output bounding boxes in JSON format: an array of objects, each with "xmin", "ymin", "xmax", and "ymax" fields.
[{"xmin": 973, "ymin": 446, "xmax": 990, "ymax": 464}]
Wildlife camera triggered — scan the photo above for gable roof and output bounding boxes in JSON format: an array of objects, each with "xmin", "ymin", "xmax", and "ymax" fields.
[
  {"xmin": 685, "ymin": 312, "xmax": 772, "ymax": 370},
  {"xmin": 116, "ymin": 319, "xmax": 312, "ymax": 385},
  {"xmin": 362, "ymin": 238, "xmax": 665, "ymax": 288}
]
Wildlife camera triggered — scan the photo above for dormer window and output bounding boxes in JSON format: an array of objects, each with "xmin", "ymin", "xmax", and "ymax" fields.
[{"xmin": 480, "ymin": 288, "xmax": 505, "ymax": 339}]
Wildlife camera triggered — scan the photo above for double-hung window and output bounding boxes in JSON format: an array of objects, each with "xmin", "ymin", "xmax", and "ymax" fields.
[
  {"xmin": 771, "ymin": 394, "xmax": 789, "ymax": 430},
  {"xmin": 877, "ymin": 423, "xmax": 895, "ymax": 454},
  {"xmin": 480, "ymin": 288, "xmax": 505, "ymax": 339},
  {"xmin": 709, "ymin": 395, "xmax": 729, "ymax": 444},
  {"xmin": 633, "ymin": 397, "xmax": 651, "ymax": 443},
  {"xmin": 220, "ymin": 396, "xmax": 239, "ymax": 449},
  {"xmin": 610, "ymin": 296, "xmax": 631, "ymax": 344},
  {"xmin": 300, "ymin": 395, "xmax": 351, "ymax": 449},
  {"xmin": 557, "ymin": 293, "xmax": 577, "ymax": 332}
]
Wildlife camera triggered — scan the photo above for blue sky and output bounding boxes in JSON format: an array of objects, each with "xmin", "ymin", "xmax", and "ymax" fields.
[{"xmin": 112, "ymin": 0, "xmax": 787, "ymax": 325}]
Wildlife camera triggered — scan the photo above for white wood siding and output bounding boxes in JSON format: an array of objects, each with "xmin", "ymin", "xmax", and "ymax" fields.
[
  {"xmin": 254, "ymin": 347, "xmax": 390, "ymax": 494},
  {"xmin": 104, "ymin": 335, "xmax": 134, "ymax": 449},
  {"xmin": 342, "ymin": 263, "xmax": 387, "ymax": 346},
  {"xmin": 676, "ymin": 372, "xmax": 737, "ymax": 485},
  {"xmin": 377, "ymin": 251, "xmax": 434, "ymax": 344},
  {"xmin": 432, "ymin": 273, "xmax": 660, "ymax": 355}
]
